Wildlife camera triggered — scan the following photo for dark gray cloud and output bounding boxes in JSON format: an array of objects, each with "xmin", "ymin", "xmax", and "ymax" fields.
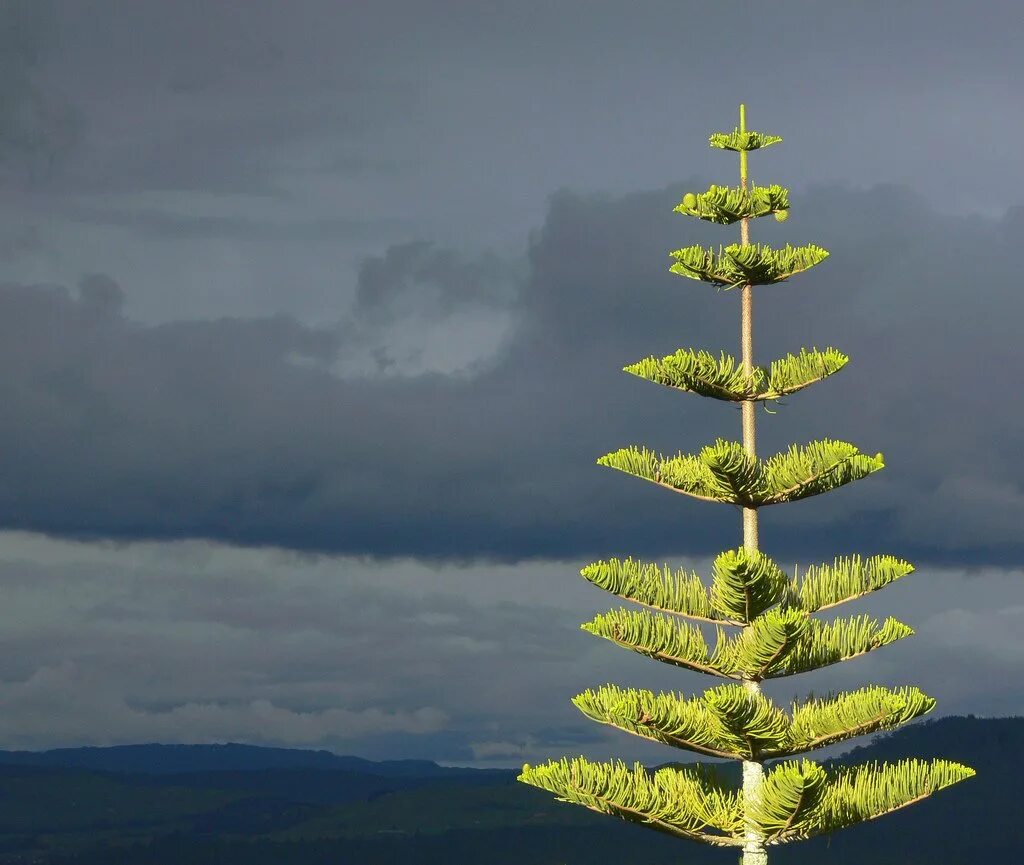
[
  {"xmin": 5, "ymin": 0, "xmax": 1023, "ymax": 325},
  {"xmin": 0, "ymin": 181, "xmax": 1020, "ymax": 572},
  {"xmin": 352, "ymin": 240, "xmax": 520, "ymax": 322},
  {"xmin": 0, "ymin": 1, "xmax": 84, "ymax": 190},
  {"xmin": 56, "ymin": 205, "xmax": 416, "ymax": 243},
  {"xmin": 20, "ymin": 1, "xmax": 419, "ymax": 198},
  {"xmin": 0, "ymin": 0, "xmax": 1022, "ymax": 761}
]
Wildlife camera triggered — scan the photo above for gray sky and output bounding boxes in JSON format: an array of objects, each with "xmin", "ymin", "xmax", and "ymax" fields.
[{"xmin": 0, "ymin": 0, "xmax": 1021, "ymax": 768}]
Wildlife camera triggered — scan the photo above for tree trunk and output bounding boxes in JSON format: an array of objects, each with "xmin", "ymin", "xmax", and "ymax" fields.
[{"xmin": 737, "ymin": 103, "xmax": 767, "ymax": 865}]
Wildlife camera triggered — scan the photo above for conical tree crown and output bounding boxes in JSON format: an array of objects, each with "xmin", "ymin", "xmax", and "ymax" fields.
[{"xmin": 517, "ymin": 105, "xmax": 975, "ymax": 860}]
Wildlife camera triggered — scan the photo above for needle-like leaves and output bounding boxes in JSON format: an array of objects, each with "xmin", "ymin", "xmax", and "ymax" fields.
[
  {"xmin": 517, "ymin": 755, "xmax": 974, "ymax": 848},
  {"xmin": 517, "ymin": 756, "xmax": 744, "ymax": 846},
  {"xmin": 580, "ymin": 607, "xmax": 913, "ymax": 679},
  {"xmin": 579, "ymin": 557, "xmax": 727, "ymax": 623},
  {"xmin": 569, "ymin": 682, "xmax": 936, "ymax": 762},
  {"xmin": 758, "ymin": 758, "xmax": 976, "ymax": 844},
  {"xmin": 520, "ymin": 108, "xmax": 977, "ymax": 858},
  {"xmin": 572, "ymin": 682, "xmax": 753, "ymax": 760},
  {"xmin": 595, "ymin": 445, "xmax": 723, "ymax": 503},
  {"xmin": 708, "ymin": 127, "xmax": 783, "ymax": 152},
  {"xmin": 580, "ymin": 607, "xmax": 726, "ymax": 678},
  {"xmin": 709, "ymin": 548, "xmax": 790, "ymax": 624},
  {"xmin": 624, "ymin": 346, "xmax": 849, "ymax": 402},
  {"xmin": 723, "ymin": 608, "xmax": 810, "ymax": 678},
  {"xmin": 748, "ymin": 760, "xmax": 828, "ymax": 838},
  {"xmin": 668, "ymin": 242, "xmax": 829, "ymax": 290},
  {"xmin": 761, "ymin": 440, "xmax": 885, "ymax": 504},
  {"xmin": 578, "ymin": 548, "xmax": 788, "ymax": 626},
  {"xmin": 783, "ymin": 554, "xmax": 916, "ymax": 613},
  {"xmin": 771, "ymin": 615, "xmax": 914, "ymax": 678},
  {"xmin": 784, "ymin": 685, "xmax": 936, "ymax": 756},
  {"xmin": 673, "ymin": 183, "xmax": 790, "ymax": 225},
  {"xmin": 596, "ymin": 439, "xmax": 884, "ymax": 507},
  {"xmin": 579, "ymin": 548, "xmax": 914, "ymax": 628}
]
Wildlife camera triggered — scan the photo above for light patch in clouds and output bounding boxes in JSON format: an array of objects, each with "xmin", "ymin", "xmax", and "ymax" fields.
[
  {"xmin": 339, "ymin": 291, "xmax": 520, "ymax": 377},
  {"xmin": 0, "ymin": 180, "xmax": 1022, "ymax": 570}
]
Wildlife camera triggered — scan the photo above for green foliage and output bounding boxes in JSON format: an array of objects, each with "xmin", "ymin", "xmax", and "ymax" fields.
[
  {"xmin": 705, "ymin": 683, "xmax": 792, "ymax": 757},
  {"xmin": 519, "ymin": 104, "xmax": 976, "ymax": 860},
  {"xmin": 577, "ymin": 548, "xmax": 912, "ymax": 630},
  {"xmin": 777, "ymin": 614, "xmax": 913, "ymax": 677},
  {"xmin": 708, "ymin": 128, "xmax": 783, "ymax": 152},
  {"xmin": 782, "ymin": 554, "xmax": 915, "ymax": 613},
  {"xmin": 579, "ymin": 556, "xmax": 725, "ymax": 623},
  {"xmin": 674, "ymin": 183, "xmax": 789, "ymax": 225},
  {"xmin": 668, "ymin": 242, "xmax": 829, "ymax": 290},
  {"xmin": 749, "ymin": 760, "xmax": 828, "ymax": 837},
  {"xmin": 571, "ymin": 682, "xmax": 770, "ymax": 760},
  {"xmin": 517, "ymin": 756, "xmax": 744, "ymax": 846},
  {"xmin": 786, "ymin": 685, "xmax": 937, "ymax": 756},
  {"xmin": 761, "ymin": 440, "xmax": 885, "ymax": 503},
  {"xmin": 578, "ymin": 548, "xmax": 789, "ymax": 626},
  {"xmin": 623, "ymin": 346, "xmax": 849, "ymax": 402},
  {"xmin": 708, "ymin": 547, "xmax": 789, "ymax": 624},
  {"xmin": 579, "ymin": 607, "xmax": 722, "ymax": 677},
  {"xmin": 578, "ymin": 548, "xmax": 914, "ymax": 640},
  {"xmin": 757, "ymin": 758, "xmax": 975, "ymax": 844},
  {"xmin": 726, "ymin": 608, "xmax": 810, "ymax": 677},
  {"xmin": 516, "ymin": 755, "xmax": 974, "ymax": 848},
  {"xmin": 625, "ymin": 348, "xmax": 752, "ymax": 401},
  {"xmin": 579, "ymin": 607, "xmax": 912, "ymax": 680},
  {"xmin": 596, "ymin": 439, "xmax": 884, "ymax": 506},
  {"xmin": 570, "ymin": 682, "xmax": 937, "ymax": 762}
]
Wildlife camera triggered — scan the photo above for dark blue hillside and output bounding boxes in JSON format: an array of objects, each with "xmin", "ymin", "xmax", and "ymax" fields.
[
  {"xmin": 0, "ymin": 716, "xmax": 1015, "ymax": 864},
  {"xmin": 0, "ymin": 742, "xmax": 498, "ymax": 777}
]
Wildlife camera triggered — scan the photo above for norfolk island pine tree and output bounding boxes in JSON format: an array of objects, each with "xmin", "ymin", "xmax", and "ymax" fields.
[{"xmin": 517, "ymin": 105, "xmax": 975, "ymax": 864}]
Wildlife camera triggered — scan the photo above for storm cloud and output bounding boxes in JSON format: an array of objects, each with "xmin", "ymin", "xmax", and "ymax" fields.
[
  {"xmin": 0, "ymin": 0, "xmax": 1020, "ymax": 763},
  {"xmin": 0, "ymin": 181, "xmax": 1021, "ymax": 570}
]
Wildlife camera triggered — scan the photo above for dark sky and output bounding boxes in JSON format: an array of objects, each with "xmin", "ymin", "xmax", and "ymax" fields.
[{"xmin": 0, "ymin": 0, "xmax": 1021, "ymax": 768}]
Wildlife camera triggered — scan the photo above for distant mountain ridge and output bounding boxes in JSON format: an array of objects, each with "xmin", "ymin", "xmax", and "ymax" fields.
[
  {"xmin": 0, "ymin": 713, "xmax": 1007, "ymax": 778},
  {"xmin": 0, "ymin": 742, "xmax": 497, "ymax": 777},
  {"xmin": 0, "ymin": 716, "xmax": 1017, "ymax": 864}
]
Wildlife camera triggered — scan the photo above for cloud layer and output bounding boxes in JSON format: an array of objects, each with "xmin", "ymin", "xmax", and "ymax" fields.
[
  {"xmin": 0, "ymin": 182, "xmax": 1021, "ymax": 570},
  {"xmin": 0, "ymin": 530, "xmax": 1019, "ymax": 766},
  {"xmin": 0, "ymin": 0, "xmax": 1021, "ymax": 761}
]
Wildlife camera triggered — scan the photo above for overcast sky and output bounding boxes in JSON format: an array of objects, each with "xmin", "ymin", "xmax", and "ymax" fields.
[{"xmin": 0, "ymin": 0, "xmax": 1021, "ymax": 769}]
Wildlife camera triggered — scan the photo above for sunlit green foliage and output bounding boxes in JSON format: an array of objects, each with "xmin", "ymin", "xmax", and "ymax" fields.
[
  {"xmin": 624, "ymin": 346, "xmax": 849, "ymax": 402},
  {"xmin": 517, "ymin": 106, "xmax": 974, "ymax": 860},
  {"xmin": 596, "ymin": 439, "xmax": 884, "ymax": 506}
]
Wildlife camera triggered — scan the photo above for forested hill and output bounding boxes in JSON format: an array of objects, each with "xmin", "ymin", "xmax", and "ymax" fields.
[
  {"xmin": 0, "ymin": 741, "xmax": 495, "ymax": 778},
  {"xmin": 0, "ymin": 715, "xmax": 1016, "ymax": 864}
]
